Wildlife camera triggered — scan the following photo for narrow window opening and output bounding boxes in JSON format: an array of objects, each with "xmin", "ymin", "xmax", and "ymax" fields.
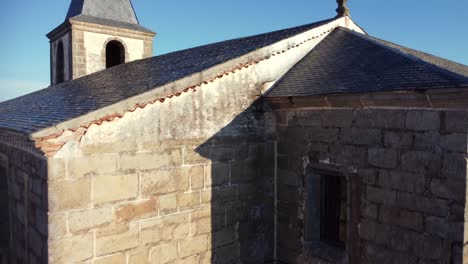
[
  {"xmin": 320, "ymin": 174, "xmax": 347, "ymax": 248},
  {"xmin": 56, "ymin": 42, "xmax": 65, "ymax": 84},
  {"xmin": 106, "ymin": 40, "xmax": 125, "ymax": 68}
]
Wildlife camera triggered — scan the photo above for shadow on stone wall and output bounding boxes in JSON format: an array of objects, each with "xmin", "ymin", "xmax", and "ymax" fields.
[
  {"xmin": 195, "ymin": 98, "xmax": 276, "ymax": 263},
  {"xmin": 0, "ymin": 136, "xmax": 49, "ymax": 264}
]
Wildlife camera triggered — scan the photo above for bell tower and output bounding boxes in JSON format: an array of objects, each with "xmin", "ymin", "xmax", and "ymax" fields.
[{"xmin": 47, "ymin": 0, "xmax": 156, "ymax": 85}]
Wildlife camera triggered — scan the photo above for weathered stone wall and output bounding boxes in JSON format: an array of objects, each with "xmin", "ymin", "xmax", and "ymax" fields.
[
  {"xmin": 272, "ymin": 108, "xmax": 467, "ymax": 263},
  {"xmin": 47, "ymin": 136, "xmax": 274, "ymax": 264},
  {"xmin": 44, "ymin": 23, "xmax": 315, "ymax": 262},
  {"xmin": 39, "ymin": 18, "xmax": 364, "ymax": 263},
  {"xmin": 0, "ymin": 134, "xmax": 48, "ymax": 264}
]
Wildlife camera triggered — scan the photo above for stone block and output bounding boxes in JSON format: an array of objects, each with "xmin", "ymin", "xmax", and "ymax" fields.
[
  {"xmin": 48, "ymin": 214, "xmax": 68, "ymax": 240},
  {"xmin": 361, "ymin": 169, "xmax": 378, "ymax": 185},
  {"xmin": 120, "ymin": 149, "xmax": 182, "ymax": 171},
  {"xmin": 68, "ymin": 155, "xmax": 118, "ymax": 178},
  {"xmin": 177, "ymin": 191, "xmax": 201, "ymax": 211},
  {"xmin": 201, "ymin": 186, "xmax": 237, "ymax": 204},
  {"xmin": 451, "ymin": 244, "xmax": 463, "ymax": 264},
  {"xmin": 116, "ymin": 199, "xmax": 158, "ymax": 223},
  {"xmin": 341, "ymin": 128, "xmax": 381, "ymax": 146},
  {"xmin": 406, "ymin": 110, "xmax": 440, "ymax": 131},
  {"xmin": 179, "ymin": 235, "xmax": 208, "ymax": 258},
  {"xmin": 211, "ymin": 227, "xmax": 237, "ymax": 249},
  {"xmin": 173, "ymin": 222, "xmax": 190, "ymax": 240},
  {"xmin": 413, "ymin": 132, "xmax": 441, "ymax": 151},
  {"xmin": 368, "ymin": 148, "xmax": 398, "ymax": 169},
  {"xmin": 205, "ymin": 163, "xmax": 229, "ymax": 187},
  {"xmin": 178, "ymin": 256, "xmax": 200, "ymax": 264},
  {"xmin": 379, "ymin": 206, "xmax": 423, "ymax": 231},
  {"xmin": 401, "ymin": 151, "xmax": 441, "ymax": 175},
  {"xmin": 199, "ymin": 251, "xmax": 212, "ymax": 264},
  {"xmin": 384, "ymin": 131, "xmax": 413, "ymax": 148},
  {"xmin": 184, "ymin": 148, "xmax": 210, "ymax": 165},
  {"xmin": 96, "ymin": 228, "xmax": 139, "ymax": 256},
  {"xmin": 277, "ymin": 169, "xmax": 300, "ymax": 187},
  {"xmin": 47, "ymin": 158, "xmax": 65, "ymax": 181},
  {"xmin": 28, "ymin": 228, "xmax": 43, "ymax": 257},
  {"xmin": 445, "ymin": 111, "xmax": 468, "ymax": 133},
  {"xmin": 321, "ymin": 109, "xmax": 354, "ymax": 128},
  {"xmin": 129, "ymin": 248, "xmax": 149, "ymax": 264},
  {"xmin": 379, "ymin": 170, "xmax": 425, "ymax": 193},
  {"xmin": 149, "ymin": 242, "xmax": 178, "ymax": 264},
  {"xmin": 412, "ymin": 234, "xmax": 444, "ymax": 260},
  {"xmin": 189, "ymin": 165, "xmax": 204, "ymax": 190},
  {"xmin": 366, "ymin": 186, "xmax": 396, "ymax": 205},
  {"xmin": 388, "ymin": 226, "xmax": 416, "ymax": 252},
  {"xmin": 354, "ymin": 109, "xmax": 406, "ymax": 129},
  {"xmin": 361, "ymin": 201, "xmax": 379, "ymax": 219},
  {"xmin": 441, "ymin": 134, "xmax": 467, "ymax": 153},
  {"xmin": 159, "ymin": 193, "xmax": 178, "ymax": 215},
  {"xmin": 48, "ymin": 233, "xmax": 93, "ymax": 263},
  {"xmin": 330, "ymin": 144, "xmax": 368, "ymax": 168},
  {"xmin": 192, "ymin": 204, "xmax": 213, "ymax": 220},
  {"xmin": 231, "ymin": 160, "xmax": 257, "ymax": 184},
  {"xmin": 69, "ymin": 207, "xmax": 114, "ymax": 233},
  {"xmin": 292, "ymin": 110, "xmax": 321, "ymax": 127},
  {"xmin": 207, "ymin": 145, "xmax": 248, "ymax": 163},
  {"xmin": 93, "ymin": 174, "xmax": 138, "ymax": 204},
  {"xmin": 430, "ymin": 179, "xmax": 465, "ymax": 202},
  {"xmin": 141, "ymin": 213, "xmax": 189, "ymax": 245},
  {"xmin": 192, "ymin": 217, "xmax": 211, "ymax": 235},
  {"xmin": 141, "ymin": 168, "xmax": 189, "ymax": 197},
  {"xmin": 94, "ymin": 253, "xmax": 126, "ymax": 264},
  {"xmin": 396, "ymin": 192, "xmax": 449, "ymax": 217},
  {"xmin": 305, "ymin": 127, "xmax": 339, "ymax": 143},
  {"xmin": 49, "ymin": 179, "xmax": 91, "ymax": 212},
  {"xmin": 441, "ymin": 153, "xmax": 467, "ymax": 180},
  {"xmin": 426, "ymin": 216, "xmax": 463, "ymax": 242}
]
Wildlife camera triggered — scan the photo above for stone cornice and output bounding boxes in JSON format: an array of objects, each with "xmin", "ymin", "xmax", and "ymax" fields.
[{"xmin": 264, "ymin": 87, "xmax": 468, "ymax": 110}]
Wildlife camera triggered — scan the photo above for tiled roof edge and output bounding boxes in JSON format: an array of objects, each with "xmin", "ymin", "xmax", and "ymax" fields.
[{"xmin": 30, "ymin": 18, "xmax": 345, "ymax": 148}]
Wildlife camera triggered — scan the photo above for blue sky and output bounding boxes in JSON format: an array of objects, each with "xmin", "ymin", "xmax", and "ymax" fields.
[{"xmin": 1, "ymin": 0, "xmax": 467, "ymax": 102}]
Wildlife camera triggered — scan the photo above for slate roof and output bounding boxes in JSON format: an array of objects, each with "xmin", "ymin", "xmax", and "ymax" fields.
[
  {"xmin": 266, "ymin": 27, "xmax": 468, "ymax": 97},
  {"xmin": 66, "ymin": 0, "xmax": 138, "ymax": 24},
  {"xmin": 0, "ymin": 19, "xmax": 332, "ymax": 135},
  {"xmin": 64, "ymin": 0, "xmax": 153, "ymax": 33}
]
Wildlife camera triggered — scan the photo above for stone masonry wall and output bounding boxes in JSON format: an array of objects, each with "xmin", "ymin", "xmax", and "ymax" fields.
[
  {"xmin": 273, "ymin": 108, "xmax": 468, "ymax": 263},
  {"xmin": 46, "ymin": 136, "xmax": 275, "ymax": 264},
  {"xmin": 0, "ymin": 137, "xmax": 48, "ymax": 264}
]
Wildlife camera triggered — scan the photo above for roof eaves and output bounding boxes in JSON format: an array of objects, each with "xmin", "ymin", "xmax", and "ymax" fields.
[{"xmin": 30, "ymin": 17, "xmax": 345, "ymax": 139}]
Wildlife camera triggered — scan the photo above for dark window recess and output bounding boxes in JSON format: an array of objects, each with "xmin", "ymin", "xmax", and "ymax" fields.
[
  {"xmin": 106, "ymin": 40, "xmax": 125, "ymax": 68},
  {"xmin": 56, "ymin": 42, "xmax": 65, "ymax": 84},
  {"xmin": 320, "ymin": 175, "xmax": 347, "ymax": 248}
]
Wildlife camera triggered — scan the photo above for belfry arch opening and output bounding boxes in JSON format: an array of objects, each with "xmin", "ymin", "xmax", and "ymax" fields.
[
  {"xmin": 56, "ymin": 42, "xmax": 64, "ymax": 84},
  {"xmin": 106, "ymin": 40, "xmax": 125, "ymax": 68}
]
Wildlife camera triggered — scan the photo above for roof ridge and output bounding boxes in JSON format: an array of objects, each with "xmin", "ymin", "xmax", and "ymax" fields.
[
  {"xmin": 47, "ymin": 18, "xmax": 336, "ymax": 87},
  {"xmin": 340, "ymin": 27, "xmax": 468, "ymax": 83}
]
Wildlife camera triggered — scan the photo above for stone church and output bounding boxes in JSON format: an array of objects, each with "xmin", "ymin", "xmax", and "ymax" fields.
[{"xmin": 0, "ymin": 0, "xmax": 467, "ymax": 263}]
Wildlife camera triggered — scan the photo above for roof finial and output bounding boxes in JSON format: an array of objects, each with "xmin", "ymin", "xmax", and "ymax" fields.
[{"xmin": 336, "ymin": 0, "xmax": 350, "ymax": 18}]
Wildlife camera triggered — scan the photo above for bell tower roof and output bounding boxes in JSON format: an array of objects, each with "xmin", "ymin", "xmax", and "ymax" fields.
[{"xmin": 65, "ymin": 0, "xmax": 139, "ymax": 24}]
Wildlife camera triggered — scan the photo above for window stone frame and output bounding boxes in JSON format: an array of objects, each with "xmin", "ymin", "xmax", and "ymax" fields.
[{"xmin": 303, "ymin": 163, "xmax": 361, "ymax": 264}]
